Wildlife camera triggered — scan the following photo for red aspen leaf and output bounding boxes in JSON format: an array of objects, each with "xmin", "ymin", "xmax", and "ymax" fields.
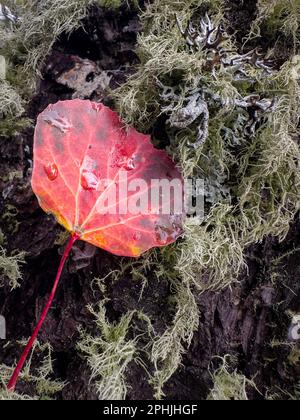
[
  {"xmin": 32, "ymin": 99, "xmax": 185, "ymax": 257},
  {"xmin": 8, "ymin": 99, "xmax": 186, "ymax": 392}
]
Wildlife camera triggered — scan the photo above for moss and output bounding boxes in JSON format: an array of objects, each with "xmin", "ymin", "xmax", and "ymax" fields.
[
  {"xmin": 97, "ymin": 257, "xmax": 200, "ymax": 400},
  {"xmin": 150, "ymin": 279, "xmax": 199, "ymax": 399},
  {"xmin": 207, "ymin": 356, "xmax": 258, "ymax": 400},
  {"xmin": 267, "ymin": 384, "xmax": 300, "ymax": 400},
  {"xmin": 0, "ymin": 116, "xmax": 31, "ymax": 137},
  {"xmin": 0, "ymin": 341, "xmax": 65, "ymax": 400},
  {"xmin": 0, "ymin": 79, "xmax": 24, "ymax": 118},
  {"xmin": 0, "ymin": 229, "xmax": 5, "ymax": 245},
  {"xmin": 0, "ymin": 169, "xmax": 23, "ymax": 183},
  {"xmin": 0, "ymin": 246, "xmax": 25, "ymax": 289},
  {"xmin": 54, "ymin": 229, "xmax": 70, "ymax": 246},
  {"xmin": 2, "ymin": 0, "xmax": 134, "ymax": 88},
  {"xmin": 1, "ymin": 1, "xmax": 93, "ymax": 89},
  {"xmin": 78, "ymin": 302, "xmax": 138, "ymax": 400},
  {"xmin": 96, "ymin": 0, "xmax": 135, "ymax": 8},
  {"xmin": 113, "ymin": 0, "xmax": 224, "ymax": 130},
  {"xmin": 0, "ymin": 55, "xmax": 6, "ymax": 79},
  {"xmin": 2, "ymin": 204, "xmax": 20, "ymax": 234},
  {"xmin": 175, "ymin": 209, "xmax": 246, "ymax": 290},
  {"xmin": 252, "ymin": 0, "xmax": 300, "ymax": 47},
  {"xmin": 287, "ymin": 346, "xmax": 300, "ymax": 366},
  {"xmin": 0, "ymin": 387, "xmax": 36, "ymax": 400},
  {"xmin": 0, "ymin": 0, "xmax": 130, "ymax": 136}
]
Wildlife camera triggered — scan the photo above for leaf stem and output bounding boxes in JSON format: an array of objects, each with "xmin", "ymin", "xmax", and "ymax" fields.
[{"xmin": 7, "ymin": 233, "xmax": 79, "ymax": 392}]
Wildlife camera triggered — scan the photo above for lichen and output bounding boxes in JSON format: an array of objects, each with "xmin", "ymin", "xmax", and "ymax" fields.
[
  {"xmin": 0, "ymin": 246, "xmax": 25, "ymax": 289},
  {"xmin": 0, "ymin": 0, "xmax": 131, "ymax": 136},
  {"xmin": 150, "ymin": 279, "xmax": 199, "ymax": 399},
  {"xmin": 0, "ymin": 341, "xmax": 65, "ymax": 400},
  {"xmin": 252, "ymin": 0, "xmax": 300, "ymax": 48},
  {"xmin": 77, "ymin": 302, "xmax": 138, "ymax": 400},
  {"xmin": 207, "ymin": 356, "xmax": 258, "ymax": 400}
]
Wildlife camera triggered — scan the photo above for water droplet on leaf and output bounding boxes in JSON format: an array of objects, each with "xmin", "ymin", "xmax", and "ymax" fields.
[
  {"xmin": 44, "ymin": 163, "xmax": 58, "ymax": 181},
  {"xmin": 124, "ymin": 158, "xmax": 135, "ymax": 170},
  {"xmin": 133, "ymin": 232, "xmax": 142, "ymax": 241},
  {"xmin": 81, "ymin": 171, "xmax": 99, "ymax": 191},
  {"xmin": 80, "ymin": 156, "xmax": 100, "ymax": 190}
]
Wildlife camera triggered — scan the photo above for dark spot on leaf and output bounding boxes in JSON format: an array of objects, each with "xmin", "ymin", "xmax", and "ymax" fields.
[
  {"xmin": 96, "ymin": 128, "xmax": 107, "ymax": 142},
  {"xmin": 77, "ymin": 121, "xmax": 84, "ymax": 130},
  {"xmin": 54, "ymin": 137, "xmax": 64, "ymax": 153}
]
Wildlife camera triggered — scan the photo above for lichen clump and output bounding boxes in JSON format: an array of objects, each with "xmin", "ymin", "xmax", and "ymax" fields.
[
  {"xmin": 78, "ymin": 303, "xmax": 139, "ymax": 400},
  {"xmin": 0, "ymin": 342, "xmax": 65, "ymax": 400},
  {"xmin": 0, "ymin": 247, "xmax": 25, "ymax": 289},
  {"xmin": 0, "ymin": 0, "xmax": 130, "ymax": 137},
  {"xmin": 207, "ymin": 356, "xmax": 257, "ymax": 401}
]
